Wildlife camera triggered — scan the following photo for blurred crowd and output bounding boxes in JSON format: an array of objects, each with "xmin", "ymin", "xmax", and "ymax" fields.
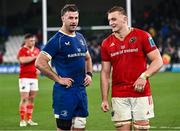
[
  {"xmin": 135, "ymin": 0, "xmax": 180, "ymax": 64},
  {"xmin": 0, "ymin": 0, "xmax": 179, "ymax": 65},
  {"xmin": 86, "ymin": 0, "xmax": 180, "ymax": 67}
]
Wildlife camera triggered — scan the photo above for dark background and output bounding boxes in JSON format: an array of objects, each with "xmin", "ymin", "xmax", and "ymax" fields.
[
  {"xmin": 1, "ymin": 0, "xmax": 179, "ymax": 30},
  {"xmin": 0, "ymin": 0, "xmax": 180, "ymax": 64}
]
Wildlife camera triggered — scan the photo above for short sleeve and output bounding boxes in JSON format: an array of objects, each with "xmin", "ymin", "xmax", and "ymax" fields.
[
  {"xmin": 101, "ymin": 40, "xmax": 111, "ymax": 61},
  {"xmin": 17, "ymin": 48, "xmax": 25, "ymax": 58},
  {"xmin": 142, "ymin": 32, "xmax": 157, "ymax": 54},
  {"xmin": 42, "ymin": 35, "xmax": 60, "ymax": 58}
]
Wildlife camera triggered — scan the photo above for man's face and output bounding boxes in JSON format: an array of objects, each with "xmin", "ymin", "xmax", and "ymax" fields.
[
  {"xmin": 62, "ymin": 11, "xmax": 79, "ymax": 32},
  {"xmin": 25, "ymin": 37, "xmax": 36, "ymax": 48},
  {"xmin": 108, "ymin": 11, "xmax": 127, "ymax": 32}
]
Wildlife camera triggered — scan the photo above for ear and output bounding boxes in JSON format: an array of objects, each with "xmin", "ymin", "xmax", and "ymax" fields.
[
  {"xmin": 124, "ymin": 16, "xmax": 128, "ymax": 22},
  {"xmin": 123, "ymin": 16, "xmax": 128, "ymax": 24},
  {"xmin": 61, "ymin": 16, "xmax": 64, "ymax": 22}
]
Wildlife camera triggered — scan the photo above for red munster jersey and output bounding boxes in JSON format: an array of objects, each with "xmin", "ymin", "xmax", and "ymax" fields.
[
  {"xmin": 101, "ymin": 28, "xmax": 157, "ymax": 97},
  {"xmin": 17, "ymin": 47, "xmax": 40, "ymax": 78}
]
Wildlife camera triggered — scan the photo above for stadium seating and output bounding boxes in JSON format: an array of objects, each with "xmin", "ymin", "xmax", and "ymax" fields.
[{"xmin": 3, "ymin": 36, "xmax": 24, "ymax": 63}]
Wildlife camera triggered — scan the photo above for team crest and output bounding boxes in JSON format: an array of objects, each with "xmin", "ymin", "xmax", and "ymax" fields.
[
  {"xmin": 80, "ymin": 39, "xmax": 85, "ymax": 46},
  {"xmin": 129, "ymin": 37, "xmax": 136, "ymax": 43}
]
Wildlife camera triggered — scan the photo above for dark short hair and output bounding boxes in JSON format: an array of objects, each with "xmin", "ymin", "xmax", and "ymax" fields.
[
  {"xmin": 61, "ymin": 4, "xmax": 79, "ymax": 16},
  {"xmin": 24, "ymin": 33, "xmax": 35, "ymax": 39},
  {"xmin": 107, "ymin": 6, "xmax": 127, "ymax": 16}
]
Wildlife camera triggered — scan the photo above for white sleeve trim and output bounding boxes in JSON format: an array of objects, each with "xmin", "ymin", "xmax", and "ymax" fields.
[{"xmin": 41, "ymin": 51, "xmax": 52, "ymax": 60}]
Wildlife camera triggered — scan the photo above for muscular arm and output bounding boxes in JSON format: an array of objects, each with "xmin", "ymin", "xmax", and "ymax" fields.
[
  {"xmin": 85, "ymin": 51, "xmax": 93, "ymax": 73},
  {"xmin": 133, "ymin": 49, "xmax": 163, "ymax": 92},
  {"xmin": 35, "ymin": 52, "xmax": 73, "ymax": 86},
  {"xmin": 84, "ymin": 51, "xmax": 93, "ymax": 86},
  {"xmin": 35, "ymin": 52, "xmax": 60, "ymax": 82},
  {"xmin": 145, "ymin": 49, "xmax": 163, "ymax": 76},
  {"xmin": 100, "ymin": 61, "xmax": 111, "ymax": 111}
]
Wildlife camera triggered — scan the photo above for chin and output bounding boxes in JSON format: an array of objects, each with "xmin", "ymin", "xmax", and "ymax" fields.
[
  {"xmin": 111, "ymin": 28, "xmax": 116, "ymax": 32},
  {"xmin": 69, "ymin": 29, "xmax": 76, "ymax": 33},
  {"xmin": 70, "ymin": 28, "xmax": 77, "ymax": 32},
  {"xmin": 112, "ymin": 30, "xmax": 117, "ymax": 33}
]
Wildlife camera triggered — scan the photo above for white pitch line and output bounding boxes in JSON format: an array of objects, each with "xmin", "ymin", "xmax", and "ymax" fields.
[{"xmin": 151, "ymin": 126, "xmax": 180, "ymax": 129}]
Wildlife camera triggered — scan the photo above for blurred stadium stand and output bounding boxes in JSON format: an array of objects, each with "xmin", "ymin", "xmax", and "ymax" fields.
[
  {"xmin": 0, "ymin": 0, "xmax": 180, "ymax": 72},
  {"xmin": 3, "ymin": 36, "xmax": 23, "ymax": 63}
]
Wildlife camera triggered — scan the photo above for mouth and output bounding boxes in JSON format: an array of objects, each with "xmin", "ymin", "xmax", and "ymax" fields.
[
  {"xmin": 111, "ymin": 25, "xmax": 116, "ymax": 28},
  {"xmin": 70, "ymin": 25, "xmax": 77, "ymax": 27}
]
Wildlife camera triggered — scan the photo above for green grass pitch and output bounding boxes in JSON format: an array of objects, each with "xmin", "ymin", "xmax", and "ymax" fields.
[{"xmin": 0, "ymin": 72, "xmax": 180, "ymax": 130}]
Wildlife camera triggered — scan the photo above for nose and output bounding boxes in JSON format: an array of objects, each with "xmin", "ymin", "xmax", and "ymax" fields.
[{"xmin": 109, "ymin": 20, "xmax": 113, "ymax": 26}]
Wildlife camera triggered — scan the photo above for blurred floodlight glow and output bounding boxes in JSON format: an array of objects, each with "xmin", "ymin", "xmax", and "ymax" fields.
[{"xmin": 33, "ymin": 0, "xmax": 39, "ymax": 3}]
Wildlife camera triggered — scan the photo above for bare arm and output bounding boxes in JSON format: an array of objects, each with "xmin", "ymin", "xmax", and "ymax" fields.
[
  {"xmin": 133, "ymin": 49, "xmax": 163, "ymax": 92},
  {"xmin": 100, "ymin": 61, "xmax": 111, "ymax": 112},
  {"xmin": 18, "ymin": 56, "xmax": 37, "ymax": 64},
  {"xmin": 85, "ymin": 51, "xmax": 93, "ymax": 73},
  {"xmin": 35, "ymin": 52, "xmax": 73, "ymax": 87},
  {"xmin": 145, "ymin": 49, "xmax": 163, "ymax": 76},
  {"xmin": 84, "ymin": 51, "xmax": 93, "ymax": 86}
]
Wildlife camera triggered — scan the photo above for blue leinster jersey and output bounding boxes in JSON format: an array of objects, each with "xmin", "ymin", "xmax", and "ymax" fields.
[{"xmin": 42, "ymin": 31, "xmax": 87, "ymax": 88}]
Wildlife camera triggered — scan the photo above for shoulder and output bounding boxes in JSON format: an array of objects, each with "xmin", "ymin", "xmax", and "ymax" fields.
[
  {"xmin": 19, "ymin": 47, "xmax": 26, "ymax": 52},
  {"xmin": 46, "ymin": 32, "xmax": 65, "ymax": 47},
  {"xmin": 17, "ymin": 47, "xmax": 27, "ymax": 57},
  {"xmin": 49, "ymin": 32, "xmax": 63, "ymax": 41},
  {"xmin": 101, "ymin": 34, "xmax": 114, "ymax": 46},
  {"xmin": 34, "ymin": 47, "xmax": 40, "ymax": 51},
  {"xmin": 76, "ymin": 32, "xmax": 85, "ymax": 39},
  {"xmin": 133, "ymin": 28, "xmax": 150, "ymax": 37}
]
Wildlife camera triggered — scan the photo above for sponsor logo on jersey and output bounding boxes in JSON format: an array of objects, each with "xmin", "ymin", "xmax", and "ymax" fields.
[
  {"xmin": 110, "ymin": 48, "xmax": 138, "ymax": 57},
  {"xmin": 110, "ymin": 42, "xmax": 115, "ymax": 47},
  {"xmin": 148, "ymin": 37, "xmax": 156, "ymax": 47},
  {"xmin": 60, "ymin": 110, "xmax": 68, "ymax": 117},
  {"xmin": 129, "ymin": 37, "xmax": 136, "ymax": 43},
  {"xmin": 77, "ymin": 48, "xmax": 81, "ymax": 52},
  {"xmin": 65, "ymin": 41, "xmax": 70, "ymax": 46},
  {"xmin": 68, "ymin": 52, "xmax": 86, "ymax": 58}
]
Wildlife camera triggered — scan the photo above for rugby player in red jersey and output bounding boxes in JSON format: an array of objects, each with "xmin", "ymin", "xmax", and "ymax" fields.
[
  {"xmin": 17, "ymin": 33, "xmax": 40, "ymax": 127},
  {"xmin": 100, "ymin": 6, "xmax": 163, "ymax": 131}
]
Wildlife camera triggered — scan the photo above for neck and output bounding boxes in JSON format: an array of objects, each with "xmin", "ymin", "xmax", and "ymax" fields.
[
  {"xmin": 60, "ymin": 27, "xmax": 75, "ymax": 36},
  {"xmin": 115, "ymin": 26, "xmax": 131, "ymax": 40},
  {"xmin": 24, "ymin": 45, "xmax": 34, "ymax": 51}
]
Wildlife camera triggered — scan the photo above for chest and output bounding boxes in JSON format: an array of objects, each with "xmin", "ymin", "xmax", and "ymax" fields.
[
  {"xmin": 59, "ymin": 37, "xmax": 87, "ymax": 58},
  {"xmin": 108, "ymin": 36, "xmax": 144, "ymax": 59},
  {"xmin": 24, "ymin": 49, "xmax": 38, "ymax": 56}
]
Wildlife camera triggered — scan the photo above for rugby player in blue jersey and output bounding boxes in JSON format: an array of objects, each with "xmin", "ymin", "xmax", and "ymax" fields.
[{"xmin": 35, "ymin": 4, "xmax": 93, "ymax": 131}]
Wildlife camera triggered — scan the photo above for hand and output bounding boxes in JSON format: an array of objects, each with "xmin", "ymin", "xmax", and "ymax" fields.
[
  {"xmin": 133, "ymin": 77, "xmax": 147, "ymax": 92},
  {"xmin": 83, "ymin": 75, "xmax": 92, "ymax": 86},
  {"xmin": 101, "ymin": 101, "xmax": 109, "ymax": 112},
  {"xmin": 59, "ymin": 77, "xmax": 74, "ymax": 88}
]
